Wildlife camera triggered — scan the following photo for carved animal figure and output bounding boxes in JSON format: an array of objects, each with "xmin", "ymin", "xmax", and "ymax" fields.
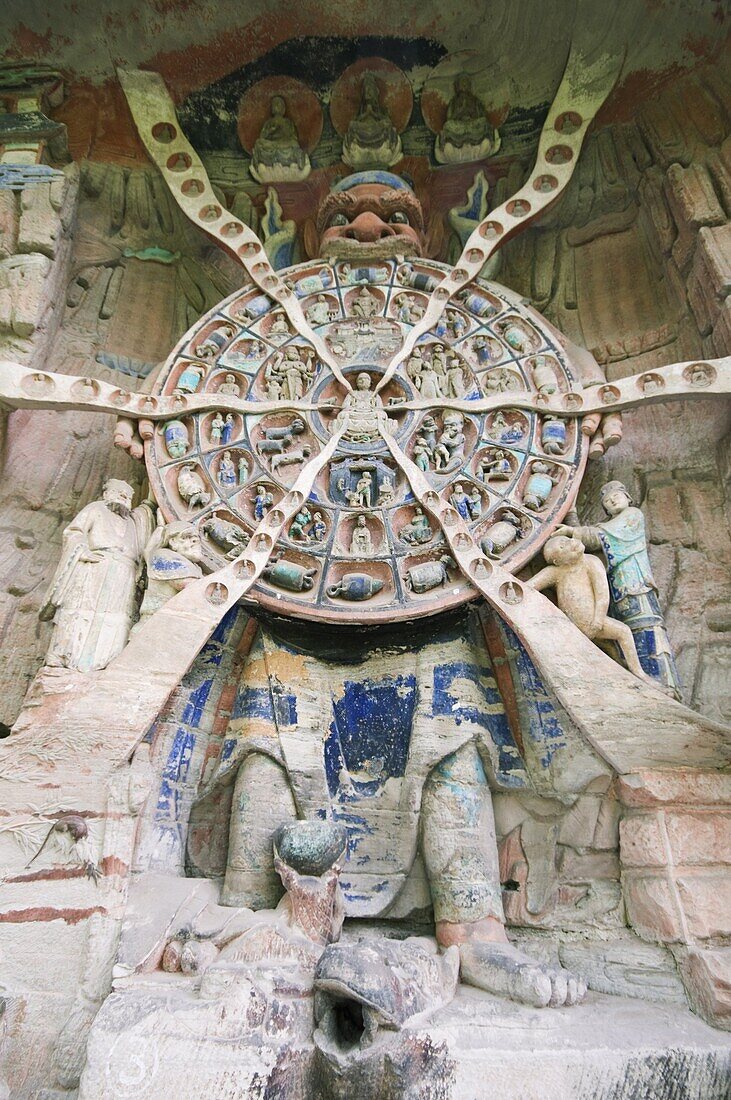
[
  {"xmin": 527, "ymin": 536, "xmax": 660, "ymax": 688},
  {"xmin": 271, "ymin": 445, "xmax": 312, "ymax": 473}
]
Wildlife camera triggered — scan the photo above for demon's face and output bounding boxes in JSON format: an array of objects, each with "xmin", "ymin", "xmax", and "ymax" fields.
[{"xmin": 316, "ymin": 181, "xmax": 425, "ymax": 262}]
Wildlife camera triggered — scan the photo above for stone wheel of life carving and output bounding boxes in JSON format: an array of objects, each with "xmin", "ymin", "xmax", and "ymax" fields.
[{"xmin": 147, "ymin": 258, "xmax": 587, "ymax": 624}]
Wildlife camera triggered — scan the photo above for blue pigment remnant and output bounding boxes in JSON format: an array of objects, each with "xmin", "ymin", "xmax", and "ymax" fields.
[
  {"xmin": 230, "ymin": 684, "xmax": 296, "ymax": 727},
  {"xmin": 501, "ymin": 625, "xmax": 567, "ymax": 767},
  {"xmin": 181, "ymin": 679, "xmax": 213, "ymax": 728},
  {"xmin": 162, "ymin": 727, "xmax": 197, "ymax": 784},
  {"xmin": 432, "ymin": 660, "xmax": 524, "ymax": 782},
  {"xmin": 325, "ymin": 675, "xmax": 416, "ymax": 796}
]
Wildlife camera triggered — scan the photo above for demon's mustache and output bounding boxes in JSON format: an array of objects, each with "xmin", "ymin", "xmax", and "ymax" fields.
[{"xmin": 320, "ymin": 236, "xmax": 423, "ymax": 261}]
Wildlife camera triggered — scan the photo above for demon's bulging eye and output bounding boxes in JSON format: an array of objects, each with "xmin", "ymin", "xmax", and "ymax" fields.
[
  {"xmin": 329, "ymin": 213, "xmax": 350, "ymax": 228},
  {"xmin": 389, "ymin": 211, "xmax": 409, "ymax": 225}
]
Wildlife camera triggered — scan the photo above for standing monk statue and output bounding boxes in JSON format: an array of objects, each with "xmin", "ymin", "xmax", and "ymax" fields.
[{"xmin": 39, "ymin": 479, "xmax": 155, "ymax": 672}]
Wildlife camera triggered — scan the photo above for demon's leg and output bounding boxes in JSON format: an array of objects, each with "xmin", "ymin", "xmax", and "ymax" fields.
[
  {"xmin": 422, "ymin": 742, "xmax": 586, "ymax": 1008},
  {"xmin": 222, "ymin": 752, "xmax": 297, "ymax": 908}
]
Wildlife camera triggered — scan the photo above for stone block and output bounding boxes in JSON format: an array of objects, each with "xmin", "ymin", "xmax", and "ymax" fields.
[
  {"xmin": 665, "ymin": 811, "xmax": 731, "ymax": 866},
  {"xmin": 620, "ymin": 814, "xmax": 666, "ymax": 867},
  {"xmin": 677, "ymin": 946, "xmax": 731, "ymax": 1031},
  {"xmin": 622, "ymin": 872, "xmax": 685, "ymax": 942},
  {"xmin": 621, "ymin": 811, "xmax": 731, "ymax": 869},
  {"xmin": 616, "ymin": 770, "xmax": 731, "ymax": 809},
  {"xmin": 676, "ymin": 873, "xmax": 731, "ymax": 939}
]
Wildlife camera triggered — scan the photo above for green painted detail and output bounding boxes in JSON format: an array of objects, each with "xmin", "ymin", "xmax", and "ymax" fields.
[{"xmin": 122, "ymin": 246, "xmax": 180, "ymax": 264}]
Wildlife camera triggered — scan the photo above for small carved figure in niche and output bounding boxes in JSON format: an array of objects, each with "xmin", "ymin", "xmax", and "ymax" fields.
[
  {"xmin": 484, "ymin": 367, "xmax": 521, "ymax": 394},
  {"xmin": 238, "ymin": 456, "xmax": 249, "ymax": 486},
  {"xmin": 250, "ymin": 95, "xmax": 310, "ymax": 184},
  {"xmin": 271, "ymin": 444, "xmax": 312, "ymax": 475},
  {"xmin": 446, "ymin": 309, "xmax": 469, "ymax": 340},
  {"xmin": 405, "ymin": 555, "xmax": 455, "ymax": 593},
  {"xmin": 350, "ymin": 515, "xmax": 373, "ymax": 555},
  {"xmin": 210, "ymin": 411, "xmax": 225, "ymax": 446},
  {"xmin": 221, "ymin": 414, "xmax": 235, "ymax": 446},
  {"xmin": 531, "ymin": 355, "xmax": 558, "ymax": 395},
  {"xmin": 417, "ymin": 357, "xmax": 444, "ymax": 400},
  {"xmin": 351, "ymin": 284, "xmax": 380, "ymax": 319},
  {"xmin": 556, "ymin": 481, "xmax": 682, "ymax": 696},
  {"xmin": 491, "ymin": 410, "xmax": 524, "ymax": 444},
  {"xmin": 233, "ymin": 338, "xmax": 265, "ymax": 362},
  {"xmin": 256, "ymin": 418, "xmax": 306, "ymax": 462},
  {"xmin": 522, "ymin": 461, "xmax": 559, "ymax": 511},
  {"xmin": 377, "ymin": 474, "xmax": 395, "ymax": 506},
  {"xmin": 434, "ymin": 411, "xmax": 466, "ymax": 472},
  {"xmin": 267, "ymin": 346, "xmax": 315, "ymax": 401},
  {"xmin": 39, "ymin": 480, "xmax": 155, "ymax": 672},
  {"xmin": 406, "ymin": 346, "xmax": 425, "ymax": 385},
  {"xmin": 163, "ymin": 419, "xmax": 189, "ymax": 460},
  {"xmin": 252, "ymin": 484, "xmax": 274, "ymax": 521},
  {"xmin": 217, "ymin": 450, "xmax": 237, "ymax": 491},
  {"xmin": 689, "ymin": 363, "xmax": 712, "ymax": 387},
  {"xmin": 202, "ymin": 512, "xmax": 250, "ymax": 559},
  {"xmin": 269, "ymin": 311, "xmax": 291, "ymax": 338},
  {"xmin": 195, "ymin": 324, "xmax": 235, "ymax": 359},
  {"xmin": 413, "ymin": 435, "xmax": 432, "ymax": 473},
  {"xmin": 306, "ymin": 294, "xmax": 333, "ymax": 325},
  {"xmin": 541, "ymin": 415, "xmax": 567, "ymax": 454},
  {"xmin": 421, "ymin": 414, "xmax": 439, "ymax": 450},
  {"xmin": 527, "ymin": 536, "xmax": 660, "ymax": 688},
  {"xmin": 327, "ymin": 571, "xmax": 384, "ymax": 601},
  {"xmin": 468, "ymin": 487, "xmax": 483, "ymax": 520},
  {"xmin": 175, "ymin": 362, "xmax": 205, "ymax": 395},
  {"xmin": 641, "ymin": 374, "xmax": 663, "ymax": 394},
  {"xmin": 395, "ymin": 293, "xmax": 424, "ymax": 323},
  {"xmin": 480, "ymin": 510, "xmax": 524, "ymax": 558},
  {"xmin": 431, "ymin": 343, "xmax": 448, "ymax": 378},
  {"xmin": 289, "ymin": 506, "xmax": 312, "ymax": 542},
  {"xmin": 135, "ymin": 521, "xmax": 202, "ymax": 630},
  {"xmin": 400, "ymin": 506, "xmax": 433, "ymax": 545},
  {"xmin": 473, "ymin": 334, "xmax": 501, "ymax": 365},
  {"xmin": 218, "ymin": 373, "xmax": 241, "ymax": 398},
  {"xmin": 336, "ymin": 372, "xmax": 395, "ymax": 442},
  {"xmin": 445, "ymin": 352, "xmax": 467, "ymax": 398},
  {"xmin": 346, "ymin": 470, "xmax": 373, "ymax": 509},
  {"xmin": 478, "ymin": 449, "xmax": 511, "ymax": 481},
  {"xmin": 435, "ymin": 73, "xmax": 500, "ymax": 165},
  {"xmin": 342, "ymin": 72, "xmax": 402, "ymax": 169},
  {"xmin": 311, "ymin": 511, "xmax": 327, "ymax": 543},
  {"xmin": 178, "ymin": 464, "xmax": 212, "ymax": 510},
  {"xmin": 450, "ymin": 483, "xmax": 472, "ymax": 521}
]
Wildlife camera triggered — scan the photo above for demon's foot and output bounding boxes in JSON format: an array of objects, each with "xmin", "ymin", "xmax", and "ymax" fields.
[{"xmin": 459, "ymin": 940, "xmax": 587, "ymax": 1008}]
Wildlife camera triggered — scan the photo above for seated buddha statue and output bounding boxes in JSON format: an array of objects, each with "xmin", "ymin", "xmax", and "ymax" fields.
[
  {"xmin": 250, "ymin": 95, "xmax": 310, "ymax": 183},
  {"xmin": 435, "ymin": 73, "xmax": 501, "ymax": 165},
  {"xmin": 342, "ymin": 73, "xmax": 402, "ymax": 169}
]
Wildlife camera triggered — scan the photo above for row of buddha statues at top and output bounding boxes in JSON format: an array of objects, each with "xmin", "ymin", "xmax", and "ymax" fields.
[{"xmin": 250, "ymin": 70, "xmax": 500, "ymax": 183}]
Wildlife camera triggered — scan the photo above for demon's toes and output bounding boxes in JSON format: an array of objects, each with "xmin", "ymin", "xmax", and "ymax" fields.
[{"xmin": 459, "ymin": 941, "xmax": 587, "ymax": 1008}]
